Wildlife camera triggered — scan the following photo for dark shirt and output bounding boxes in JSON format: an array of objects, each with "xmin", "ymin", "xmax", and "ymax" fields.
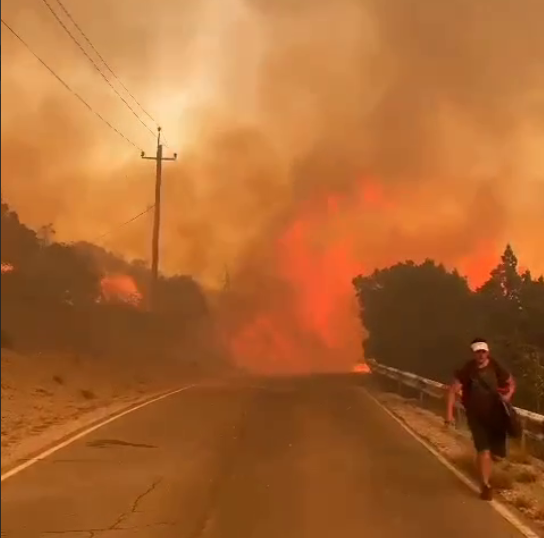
[{"xmin": 454, "ymin": 358, "xmax": 511, "ymax": 421}]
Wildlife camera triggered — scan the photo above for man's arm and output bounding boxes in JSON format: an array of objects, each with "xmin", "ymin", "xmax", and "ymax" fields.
[
  {"xmin": 446, "ymin": 378, "xmax": 462, "ymax": 424},
  {"xmin": 494, "ymin": 360, "xmax": 516, "ymax": 401},
  {"xmin": 500, "ymin": 374, "xmax": 516, "ymax": 402}
]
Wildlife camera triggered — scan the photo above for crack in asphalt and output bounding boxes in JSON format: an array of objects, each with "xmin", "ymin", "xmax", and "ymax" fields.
[
  {"xmin": 32, "ymin": 478, "xmax": 165, "ymax": 537},
  {"xmin": 35, "ymin": 522, "xmax": 176, "ymax": 537},
  {"xmin": 37, "ymin": 521, "xmax": 176, "ymax": 536},
  {"xmin": 41, "ymin": 529, "xmax": 94, "ymax": 538},
  {"xmin": 109, "ymin": 477, "xmax": 164, "ymax": 530}
]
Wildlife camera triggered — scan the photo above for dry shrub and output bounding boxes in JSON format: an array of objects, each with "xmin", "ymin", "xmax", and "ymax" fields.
[
  {"xmin": 508, "ymin": 445, "xmax": 532, "ymax": 464},
  {"xmin": 491, "ymin": 467, "xmax": 515, "ymax": 491},
  {"xmin": 533, "ymin": 504, "xmax": 544, "ymax": 522},
  {"xmin": 510, "ymin": 493, "xmax": 534, "ymax": 510},
  {"xmin": 512, "ymin": 466, "xmax": 538, "ymax": 484}
]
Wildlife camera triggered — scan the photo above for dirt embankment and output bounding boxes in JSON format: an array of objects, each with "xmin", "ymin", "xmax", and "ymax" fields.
[
  {"xmin": 1, "ymin": 348, "xmax": 200, "ymax": 470},
  {"xmin": 374, "ymin": 390, "xmax": 544, "ymax": 531}
]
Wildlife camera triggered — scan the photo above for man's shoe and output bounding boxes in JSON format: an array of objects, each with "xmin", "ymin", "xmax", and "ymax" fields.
[{"xmin": 480, "ymin": 485, "xmax": 493, "ymax": 501}]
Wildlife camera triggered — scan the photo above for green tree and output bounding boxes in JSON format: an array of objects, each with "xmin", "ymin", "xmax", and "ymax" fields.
[
  {"xmin": 479, "ymin": 244, "xmax": 523, "ymax": 301},
  {"xmin": 515, "ymin": 345, "xmax": 544, "ymax": 413},
  {"xmin": 1, "ymin": 198, "xmax": 39, "ymax": 267},
  {"xmin": 519, "ymin": 273, "xmax": 544, "ymax": 349},
  {"xmin": 476, "ymin": 245, "xmax": 524, "ymax": 351},
  {"xmin": 353, "ymin": 259, "xmax": 477, "ymax": 382},
  {"xmin": 476, "ymin": 245, "xmax": 544, "ymax": 406},
  {"xmin": 35, "ymin": 242, "xmax": 100, "ymax": 306}
]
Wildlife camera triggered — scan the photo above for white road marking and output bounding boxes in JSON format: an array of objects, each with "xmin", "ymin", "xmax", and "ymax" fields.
[
  {"xmin": 361, "ymin": 388, "xmax": 540, "ymax": 538},
  {"xmin": 1, "ymin": 384, "xmax": 197, "ymax": 483}
]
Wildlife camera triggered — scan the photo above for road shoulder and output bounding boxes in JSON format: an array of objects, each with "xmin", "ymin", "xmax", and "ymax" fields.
[{"xmin": 365, "ymin": 385, "xmax": 544, "ymax": 536}]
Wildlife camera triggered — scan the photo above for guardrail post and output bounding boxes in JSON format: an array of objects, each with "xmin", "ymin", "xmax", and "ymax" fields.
[
  {"xmin": 520, "ymin": 417, "xmax": 527, "ymax": 454},
  {"xmin": 418, "ymin": 379, "xmax": 425, "ymax": 405}
]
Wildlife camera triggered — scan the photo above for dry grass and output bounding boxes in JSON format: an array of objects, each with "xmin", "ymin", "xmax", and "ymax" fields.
[
  {"xmin": 374, "ymin": 390, "xmax": 544, "ymax": 528},
  {"xmin": 511, "ymin": 493, "xmax": 534, "ymax": 511},
  {"xmin": 534, "ymin": 505, "xmax": 544, "ymax": 521},
  {"xmin": 509, "ymin": 448, "xmax": 533, "ymax": 465},
  {"xmin": 513, "ymin": 466, "xmax": 539, "ymax": 484},
  {"xmin": 493, "ymin": 466, "xmax": 516, "ymax": 490}
]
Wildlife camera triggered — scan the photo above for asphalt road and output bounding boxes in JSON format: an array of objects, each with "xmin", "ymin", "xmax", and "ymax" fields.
[{"xmin": 1, "ymin": 374, "xmax": 529, "ymax": 537}]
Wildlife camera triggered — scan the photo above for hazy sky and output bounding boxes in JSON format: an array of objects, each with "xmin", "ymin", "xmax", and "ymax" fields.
[{"xmin": 2, "ymin": 0, "xmax": 544, "ymax": 371}]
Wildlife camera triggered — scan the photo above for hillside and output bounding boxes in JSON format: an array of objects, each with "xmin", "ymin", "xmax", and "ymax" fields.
[{"xmin": 1, "ymin": 198, "xmax": 230, "ymax": 467}]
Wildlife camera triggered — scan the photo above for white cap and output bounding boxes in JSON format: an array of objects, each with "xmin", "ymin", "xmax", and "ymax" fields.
[{"xmin": 471, "ymin": 341, "xmax": 489, "ymax": 352}]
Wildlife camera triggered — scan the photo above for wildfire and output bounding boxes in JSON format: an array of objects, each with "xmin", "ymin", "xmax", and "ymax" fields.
[
  {"xmin": 227, "ymin": 180, "xmax": 374, "ymax": 373},
  {"xmin": 353, "ymin": 362, "xmax": 371, "ymax": 374},
  {"xmin": 99, "ymin": 274, "xmax": 142, "ymax": 307},
  {"xmin": 1, "ymin": 262, "xmax": 15, "ymax": 274},
  {"xmin": 1, "ymin": 263, "xmax": 143, "ymax": 307},
  {"xmin": 225, "ymin": 175, "xmax": 510, "ymax": 374}
]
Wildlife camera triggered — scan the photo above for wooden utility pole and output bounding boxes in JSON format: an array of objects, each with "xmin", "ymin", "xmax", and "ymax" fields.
[
  {"xmin": 141, "ymin": 127, "xmax": 177, "ymax": 310},
  {"xmin": 223, "ymin": 264, "xmax": 231, "ymax": 291}
]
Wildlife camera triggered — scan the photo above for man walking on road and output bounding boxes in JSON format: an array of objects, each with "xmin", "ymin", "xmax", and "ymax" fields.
[{"xmin": 446, "ymin": 338, "xmax": 516, "ymax": 501}]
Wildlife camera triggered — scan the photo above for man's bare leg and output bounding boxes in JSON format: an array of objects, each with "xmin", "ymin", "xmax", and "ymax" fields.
[{"xmin": 477, "ymin": 450, "xmax": 493, "ymax": 499}]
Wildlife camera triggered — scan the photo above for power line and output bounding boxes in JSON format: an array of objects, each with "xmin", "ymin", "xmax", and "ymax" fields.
[
  {"xmin": 1, "ymin": 18, "xmax": 142, "ymax": 151},
  {"xmin": 39, "ymin": 0, "xmax": 156, "ymax": 140},
  {"xmin": 93, "ymin": 205, "xmax": 154, "ymax": 244},
  {"xmin": 50, "ymin": 0, "xmax": 159, "ymax": 128}
]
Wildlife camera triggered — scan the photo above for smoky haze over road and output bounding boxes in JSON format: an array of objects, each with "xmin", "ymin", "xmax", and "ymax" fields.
[{"xmin": 0, "ymin": 376, "xmax": 528, "ymax": 537}]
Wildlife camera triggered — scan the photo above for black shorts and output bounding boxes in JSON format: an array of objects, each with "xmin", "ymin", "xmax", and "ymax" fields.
[{"xmin": 466, "ymin": 414, "xmax": 507, "ymax": 458}]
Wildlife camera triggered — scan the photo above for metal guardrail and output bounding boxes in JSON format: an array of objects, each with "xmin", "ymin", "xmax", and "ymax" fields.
[{"xmin": 367, "ymin": 359, "xmax": 544, "ymax": 454}]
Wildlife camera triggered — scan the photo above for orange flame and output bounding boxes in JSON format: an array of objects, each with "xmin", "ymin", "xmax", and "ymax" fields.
[
  {"xmin": 1, "ymin": 262, "xmax": 15, "ymax": 274},
  {"xmin": 228, "ymin": 182, "xmax": 373, "ymax": 374},
  {"xmin": 99, "ymin": 274, "xmax": 142, "ymax": 307},
  {"xmin": 353, "ymin": 362, "xmax": 371, "ymax": 374}
]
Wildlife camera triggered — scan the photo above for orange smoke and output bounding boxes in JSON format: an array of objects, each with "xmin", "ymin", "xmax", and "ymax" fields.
[
  {"xmin": 99, "ymin": 274, "xmax": 142, "ymax": 307},
  {"xmin": 457, "ymin": 246, "xmax": 500, "ymax": 290}
]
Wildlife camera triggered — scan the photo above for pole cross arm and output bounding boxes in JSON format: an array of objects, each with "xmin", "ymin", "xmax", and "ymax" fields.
[{"xmin": 141, "ymin": 152, "xmax": 177, "ymax": 161}]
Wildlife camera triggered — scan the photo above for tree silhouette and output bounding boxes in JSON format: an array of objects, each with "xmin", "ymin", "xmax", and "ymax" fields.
[
  {"xmin": 353, "ymin": 244, "xmax": 544, "ymax": 411},
  {"xmin": 1, "ymin": 199, "xmax": 223, "ymax": 369},
  {"xmin": 354, "ymin": 259, "xmax": 476, "ymax": 382}
]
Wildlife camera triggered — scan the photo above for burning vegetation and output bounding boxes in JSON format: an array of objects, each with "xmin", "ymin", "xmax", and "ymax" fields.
[
  {"xmin": 98, "ymin": 274, "xmax": 143, "ymax": 307},
  {"xmin": 1, "ymin": 263, "xmax": 15, "ymax": 274}
]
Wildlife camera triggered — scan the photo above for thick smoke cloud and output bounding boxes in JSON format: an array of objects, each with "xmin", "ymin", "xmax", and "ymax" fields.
[{"xmin": 2, "ymin": 0, "xmax": 544, "ymax": 371}]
